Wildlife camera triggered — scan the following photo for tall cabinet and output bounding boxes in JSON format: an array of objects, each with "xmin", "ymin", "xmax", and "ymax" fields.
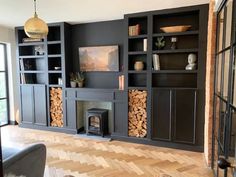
[
  {"xmin": 122, "ymin": 4, "xmax": 208, "ymax": 150},
  {"xmin": 16, "ymin": 23, "xmax": 76, "ymax": 133}
]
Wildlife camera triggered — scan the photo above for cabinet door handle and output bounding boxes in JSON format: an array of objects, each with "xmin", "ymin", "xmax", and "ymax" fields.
[{"xmin": 218, "ymin": 158, "xmax": 236, "ymax": 169}]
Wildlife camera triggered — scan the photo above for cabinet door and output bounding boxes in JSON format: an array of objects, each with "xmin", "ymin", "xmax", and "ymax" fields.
[
  {"xmin": 173, "ymin": 90, "xmax": 197, "ymax": 144},
  {"xmin": 113, "ymin": 92, "xmax": 127, "ymax": 136},
  {"xmin": 20, "ymin": 85, "xmax": 34, "ymax": 124},
  {"xmin": 65, "ymin": 100, "xmax": 77, "ymax": 129},
  {"xmin": 34, "ymin": 85, "xmax": 47, "ymax": 126},
  {"xmin": 152, "ymin": 89, "xmax": 172, "ymax": 141}
]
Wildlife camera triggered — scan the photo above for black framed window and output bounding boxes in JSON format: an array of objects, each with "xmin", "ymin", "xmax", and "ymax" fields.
[{"xmin": 0, "ymin": 43, "xmax": 9, "ymax": 126}]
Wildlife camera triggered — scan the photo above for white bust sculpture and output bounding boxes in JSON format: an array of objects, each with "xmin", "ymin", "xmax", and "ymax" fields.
[{"xmin": 185, "ymin": 53, "xmax": 197, "ymax": 70}]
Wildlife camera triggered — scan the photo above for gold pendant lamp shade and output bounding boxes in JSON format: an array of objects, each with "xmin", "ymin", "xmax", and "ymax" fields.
[{"xmin": 24, "ymin": 0, "xmax": 48, "ymax": 39}]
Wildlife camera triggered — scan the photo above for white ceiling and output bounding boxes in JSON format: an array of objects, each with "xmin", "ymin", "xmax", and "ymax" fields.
[{"xmin": 0, "ymin": 0, "xmax": 209, "ymax": 28}]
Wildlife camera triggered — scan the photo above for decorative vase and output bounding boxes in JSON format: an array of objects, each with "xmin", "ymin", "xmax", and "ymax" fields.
[
  {"xmin": 78, "ymin": 82, "xmax": 84, "ymax": 88},
  {"xmin": 70, "ymin": 81, "xmax": 77, "ymax": 88},
  {"xmin": 134, "ymin": 61, "xmax": 144, "ymax": 71}
]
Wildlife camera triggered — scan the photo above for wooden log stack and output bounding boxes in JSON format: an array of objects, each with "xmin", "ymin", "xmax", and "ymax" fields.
[
  {"xmin": 50, "ymin": 87, "xmax": 63, "ymax": 127},
  {"xmin": 128, "ymin": 90, "xmax": 147, "ymax": 138}
]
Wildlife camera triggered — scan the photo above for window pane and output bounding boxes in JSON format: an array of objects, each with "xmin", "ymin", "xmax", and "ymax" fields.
[
  {"xmin": 218, "ymin": 9, "xmax": 224, "ymax": 52},
  {"xmin": 0, "ymin": 44, "xmax": 5, "ymax": 71},
  {"xmin": 0, "ymin": 73, "xmax": 6, "ymax": 98},
  {"xmin": 216, "ymin": 53, "xmax": 222, "ymax": 94},
  {"xmin": 223, "ymin": 50, "xmax": 231, "ymax": 100},
  {"xmin": 225, "ymin": 0, "xmax": 233, "ymax": 48},
  {"xmin": 0, "ymin": 99, "xmax": 8, "ymax": 125},
  {"xmin": 228, "ymin": 108, "xmax": 236, "ymax": 177},
  {"xmin": 219, "ymin": 101, "xmax": 227, "ymax": 149}
]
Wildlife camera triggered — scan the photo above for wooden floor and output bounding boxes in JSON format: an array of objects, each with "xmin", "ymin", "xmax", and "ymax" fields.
[{"xmin": 1, "ymin": 126, "xmax": 213, "ymax": 177}]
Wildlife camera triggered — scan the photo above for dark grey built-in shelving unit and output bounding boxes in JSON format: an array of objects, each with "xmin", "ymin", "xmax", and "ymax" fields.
[{"xmin": 16, "ymin": 4, "xmax": 209, "ymax": 152}]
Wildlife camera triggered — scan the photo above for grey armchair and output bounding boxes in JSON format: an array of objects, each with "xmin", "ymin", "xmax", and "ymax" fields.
[{"xmin": 2, "ymin": 143, "xmax": 46, "ymax": 177}]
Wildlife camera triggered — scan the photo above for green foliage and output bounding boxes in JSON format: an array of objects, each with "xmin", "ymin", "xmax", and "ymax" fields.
[
  {"xmin": 70, "ymin": 72, "xmax": 85, "ymax": 83},
  {"xmin": 155, "ymin": 36, "xmax": 165, "ymax": 50}
]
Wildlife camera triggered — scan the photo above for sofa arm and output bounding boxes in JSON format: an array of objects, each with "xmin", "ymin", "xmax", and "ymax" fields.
[{"xmin": 3, "ymin": 143, "xmax": 46, "ymax": 177}]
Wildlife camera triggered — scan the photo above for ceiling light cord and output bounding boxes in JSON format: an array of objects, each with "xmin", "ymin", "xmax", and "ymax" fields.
[{"xmin": 34, "ymin": 0, "xmax": 37, "ymax": 17}]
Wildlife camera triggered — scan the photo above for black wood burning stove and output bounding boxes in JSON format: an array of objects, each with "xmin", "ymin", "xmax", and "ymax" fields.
[{"xmin": 86, "ymin": 108, "xmax": 108, "ymax": 137}]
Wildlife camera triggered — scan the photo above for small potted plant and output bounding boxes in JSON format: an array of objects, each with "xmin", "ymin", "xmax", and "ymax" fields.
[
  {"xmin": 155, "ymin": 36, "xmax": 165, "ymax": 50},
  {"xmin": 70, "ymin": 72, "xmax": 77, "ymax": 88},
  {"xmin": 77, "ymin": 71, "xmax": 85, "ymax": 88}
]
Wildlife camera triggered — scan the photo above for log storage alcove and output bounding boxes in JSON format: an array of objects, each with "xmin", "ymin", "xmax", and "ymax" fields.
[
  {"xmin": 128, "ymin": 90, "xmax": 147, "ymax": 138},
  {"xmin": 50, "ymin": 87, "xmax": 63, "ymax": 127}
]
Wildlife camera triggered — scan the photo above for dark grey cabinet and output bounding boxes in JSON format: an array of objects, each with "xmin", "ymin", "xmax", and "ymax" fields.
[
  {"xmin": 20, "ymin": 85, "xmax": 47, "ymax": 126},
  {"xmin": 65, "ymin": 99, "xmax": 77, "ymax": 129},
  {"xmin": 152, "ymin": 89, "xmax": 196, "ymax": 144},
  {"xmin": 113, "ymin": 91, "xmax": 127, "ymax": 136},
  {"xmin": 152, "ymin": 89, "xmax": 172, "ymax": 141},
  {"xmin": 21, "ymin": 85, "xmax": 34, "ymax": 124},
  {"xmin": 173, "ymin": 90, "xmax": 196, "ymax": 144}
]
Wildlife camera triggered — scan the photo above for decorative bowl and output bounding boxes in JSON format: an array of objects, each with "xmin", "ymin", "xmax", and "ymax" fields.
[{"xmin": 160, "ymin": 25, "xmax": 191, "ymax": 33}]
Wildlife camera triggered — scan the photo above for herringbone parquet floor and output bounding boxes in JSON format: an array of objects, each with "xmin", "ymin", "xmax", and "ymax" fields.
[{"xmin": 1, "ymin": 126, "xmax": 213, "ymax": 177}]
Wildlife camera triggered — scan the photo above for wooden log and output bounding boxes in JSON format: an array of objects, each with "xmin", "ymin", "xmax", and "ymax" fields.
[
  {"xmin": 128, "ymin": 90, "xmax": 147, "ymax": 138},
  {"xmin": 50, "ymin": 87, "xmax": 63, "ymax": 127}
]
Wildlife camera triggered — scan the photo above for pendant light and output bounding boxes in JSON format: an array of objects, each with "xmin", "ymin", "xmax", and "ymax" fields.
[{"xmin": 24, "ymin": 0, "xmax": 48, "ymax": 39}]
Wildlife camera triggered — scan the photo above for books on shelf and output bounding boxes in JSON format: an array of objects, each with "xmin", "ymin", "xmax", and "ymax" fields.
[
  {"xmin": 152, "ymin": 54, "xmax": 160, "ymax": 70},
  {"xmin": 128, "ymin": 24, "xmax": 140, "ymax": 36},
  {"xmin": 119, "ymin": 75, "xmax": 124, "ymax": 90}
]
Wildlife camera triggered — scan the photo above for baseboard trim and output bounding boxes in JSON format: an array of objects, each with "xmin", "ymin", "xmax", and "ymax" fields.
[{"xmin": 10, "ymin": 120, "xmax": 18, "ymax": 125}]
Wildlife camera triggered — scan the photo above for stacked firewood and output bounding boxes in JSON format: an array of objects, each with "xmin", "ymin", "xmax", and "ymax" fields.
[
  {"xmin": 128, "ymin": 90, "xmax": 147, "ymax": 138},
  {"xmin": 50, "ymin": 87, "xmax": 63, "ymax": 127}
]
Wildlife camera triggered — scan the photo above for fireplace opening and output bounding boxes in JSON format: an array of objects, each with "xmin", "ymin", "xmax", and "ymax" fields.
[{"xmin": 86, "ymin": 108, "xmax": 108, "ymax": 137}]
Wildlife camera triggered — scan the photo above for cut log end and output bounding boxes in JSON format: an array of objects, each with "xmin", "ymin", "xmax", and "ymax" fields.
[
  {"xmin": 128, "ymin": 90, "xmax": 147, "ymax": 138},
  {"xmin": 50, "ymin": 87, "xmax": 63, "ymax": 127}
]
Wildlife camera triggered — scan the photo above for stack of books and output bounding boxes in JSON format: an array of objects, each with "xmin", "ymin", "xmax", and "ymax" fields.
[{"xmin": 128, "ymin": 24, "xmax": 140, "ymax": 36}]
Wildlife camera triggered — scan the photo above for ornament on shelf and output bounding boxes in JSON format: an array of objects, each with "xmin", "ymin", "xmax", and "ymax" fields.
[
  {"xmin": 185, "ymin": 53, "xmax": 197, "ymax": 70},
  {"xmin": 155, "ymin": 37, "xmax": 165, "ymax": 50},
  {"xmin": 170, "ymin": 37, "xmax": 178, "ymax": 50},
  {"xmin": 134, "ymin": 61, "xmax": 144, "ymax": 71}
]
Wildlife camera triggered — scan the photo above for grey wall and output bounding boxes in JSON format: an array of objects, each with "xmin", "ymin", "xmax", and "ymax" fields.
[{"xmin": 71, "ymin": 20, "xmax": 124, "ymax": 89}]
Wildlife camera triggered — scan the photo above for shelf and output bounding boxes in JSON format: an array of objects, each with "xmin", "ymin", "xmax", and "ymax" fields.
[
  {"xmin": 19, "ymin": 55, "xmax": 45, "ymax": 59},
  {"xmin": 18, "ymin": 42, "xmax": 45, "ymax": 46},
  {"xmin": 128, "ymin": 34, "xmax": 147, "ymax": 39},
  {"xmin": 153, "ymin": 31, "xmax": 199, "ymax": 37},
  {"xmin": 128, "ymin": 87, "xmax": 147, "ymax": 90},
  {"xmin": 128, "ymin": 51, "xmax": 147, "ymax": 55},
  {"xmin": 153, "ymin": 48, "xmax": 198, "ymax": 54},
  {"xmin": 48, "ymin": 54, "xmax": 62, "ymax": 58},
  {"xmin": 128, "ymin": 70, "xmax": 147, "ymax": 73},
  {"xmin": 152, "ymin": 70, "xmax": 197, "ymax": 74},
  {"xmin": 48, "ymin": 70, "xmax": 62, "ymax": 73},
  {"xmin": 49, "ymin": 85, "xmax": 63, "ymax": 87},
  {"xmin": 20, "ymin": 71, "xmax": 45, "ymax": 73},
  {"xmin": 152, "ymin": 87, "xmax": 197, "ymax": 90},
  {"xmin": 47, "ymin": 41, "xmax": 61, "ymax": 45},
  {"xmin": 20, "ymin": 83, "xmax": 46, "ymax": 86}
]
